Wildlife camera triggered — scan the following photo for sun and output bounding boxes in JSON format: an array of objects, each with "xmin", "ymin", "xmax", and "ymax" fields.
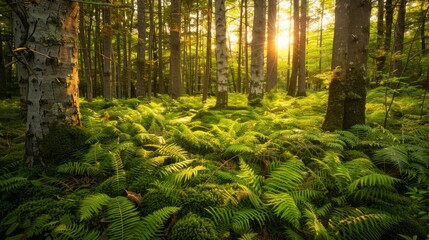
[{"xmin": 276, "ymin": 32, "xmax": 291, "ymax": 50}]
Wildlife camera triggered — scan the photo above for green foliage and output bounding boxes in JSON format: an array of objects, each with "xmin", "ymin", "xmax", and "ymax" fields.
[{"xmin": 169, "ymin": 213, "xmax": 218, "ymax": 240}]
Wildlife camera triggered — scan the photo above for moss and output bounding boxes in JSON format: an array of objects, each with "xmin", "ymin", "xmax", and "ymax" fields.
[
  {"xmin": 169, "ymin": 213, "xmax": 218, "ymax": 240},
  {"xmin": 40, "ymin": 123, "xmax": 89, "ymax": 165}
]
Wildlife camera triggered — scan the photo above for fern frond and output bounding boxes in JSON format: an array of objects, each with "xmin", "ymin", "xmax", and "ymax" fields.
[
  {"xmin": 225, "ymin": 144, "xmax": 254, "ymax": 155},
  {"xmin": 148, "ymin": 143, "xmax": 189, "ymax": 162},
  {"xmin": 303, "ymin": 209, "xmax": 330, "ymax": 240},
  {"xmin": 57, "ymin": 162, "xmax": 98, "ymax": 176},
  {"xmin": 264, "ymin": 158, "xmax": 306, "ymax": 193},
  {"xmin": 133, "ymin": 206, "xmax": 181, "ymax": 240},
  {"xmin": 80, "ymin": 193, "xmax": 111, "ymax": 221},
  {"xmin": 373, "ymin": 146, "xmax": 410, "ymax": 171},
  {"xmin": 173, "ymin": 165, "xmax": 207, "ymax": 184},
  {"xmin": 0, "ymin": 176, "xmax": 27, "ymax": 192},
  {"xmin": 264, "ymin": 193, "xmax": 301, "ymax": 229},
  {"xmin": 106, "ymin": 196, "xmax": 141, "ymax": 240},
  {"xmin": 238, "ymin": 158, "xmax": 263, "ymax": 195},
  {"xmin": 53, "ymin": 223, "xmax": 101, "ymax": 240},
  {"xmin": 159, "ymin": 159, "xmax": 195, "ymax": 176},
  {"xmin": 206, "ymin": 206, "xmax": 234, "ymax": 227},
  {"xmin": 348, "ymin": 173, "xmax": 400, "ymax": 193},
  {"xmin": 232, "ymin": 208, "xmax": 268, "ymax": 234},
  {"xmin": 149, "ymin": 180, "xmax": 184, "ymax": 204},
  {"xmin": 238, "ymin": 231, "xmax": 259, "ymax": 240}
]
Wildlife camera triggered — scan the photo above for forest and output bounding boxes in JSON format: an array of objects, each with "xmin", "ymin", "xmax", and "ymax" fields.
[{"xmin": 0, "ymin": 0, "xmax": 428, "ymax": 239}]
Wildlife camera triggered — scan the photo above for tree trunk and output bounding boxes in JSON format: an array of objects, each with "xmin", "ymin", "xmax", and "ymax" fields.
[
  {"xmin": 148, "ymin": 0, "xmax": 155, "ymax": 100},
  {"xmin": 244, "ymin": 0, "xmax": 249, "ymax": 93},
  {"xmin": 237, "ymin": 0, "xmax": 244, "ymax": 93},
  {"xmin": 102, "ymin": 2, "xmax": 113, "ymax": 99},
  {"xmin": 248, "ymin": 0, "xmax": 266, "ymax": 105},
  {"xmin": 266, "ymin": 0, "xmax": 278, "ymax": 92},
  {"xmin": 157, "ymin": 0, "xmax": 164, "ymax": 94},
  {"xmin": 22, "ymin": 0, "xmax": 81, "ymax": 165},
  {"xmin": 421, "ymin": 2, "xmax": 427, "ymax": 55},
  {"xmin": 322, "ymin": 0, "xmax": 371, "ymax": 131},
  {"xmin": 203, "ymin": 0, "xmax": 212, "ymax": 102},
  {"xmin": 374, "ymin": 0, "xmax": 385, "ymax": 83},
  {"xmin": 391, "ymin": 0, "xmax": 406, "ymax": 78},
  {"xmin": 318, "ymin": 0, "xmax": 324, "ymax": 75},
  {"xmin": 287, "ymin": 0, "xmax": 299, "ymax": 96},
  {"xmin": 297, "ymin": 0, "xmax": 307, "ymax": 96},
  {"xmin": 0, "ymin": 30, "xmax": 6, "ymax": 99},
  {"xmin": 136, "ymin": 0, "xmax": 146, "ymax": 97},
  {"xmin": 79, "ymin": 5, "xmax": 93, "ymax": 101},
  {"xmin": 384, "ymin": 0, "xmax": 393, "ymax": 71},
  {"xmin": 170, "ymin": 0, "xmax": 182, "ymax": 99},
  {"xmin": 215, "ymin": 0, "xmax": 228, "ymax": 107}
]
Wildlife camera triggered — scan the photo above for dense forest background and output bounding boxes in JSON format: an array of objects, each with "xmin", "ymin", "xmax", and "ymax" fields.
[{"xmin": 0, "ymin": 0, "xmax": 429, "ymax": 239}]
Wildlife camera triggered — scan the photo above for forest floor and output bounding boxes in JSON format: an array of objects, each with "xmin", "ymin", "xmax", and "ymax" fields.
[{"xmin": 0, "ymin": 87, "xmax": 428, "ymax": 239}]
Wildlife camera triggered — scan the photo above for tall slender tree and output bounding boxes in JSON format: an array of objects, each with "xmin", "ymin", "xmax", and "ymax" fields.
[
  {"xmin": 266, "ymin": 0, "xmax": 278, "ymax": 92},
  {"xmin": 297, "ymin": 0, "xmax": 307, "ymax": 96},
  {"xmin": 79, "ymin": 5, "xmax": 93, "ymax": 101},
  {"xmin": 287, "ymin": 0, "xmax": 299, "ymax": 96},
  {"xmin": 248, "ymin": 0, "xmax": 266, "ymax": 105},
  {"xmin": 391, "ymin": 0, "xmax": 406, "ymax": 78},
  {"xmin": 170, "ymin": 0, "xmax": 182, "ymax": 99},
  {"xmin": 102, "ymin": 1, "xmax": 113, "ymax": 99},
  {"xmin": 0, "ymin": 30, "xmax": 6, "ymax": 99},
  {"xmin": 215, "ymin": 0, "xmax": 228, "ymax": 107},
  {"xmin": 203, "ymin": 0, "xmax": 212, "ymax": 102},
  {"xmin": 136, "ymin": 0, "xmax": 146, "ymax": 97},
  {"xmin": 322, "ymin": 0, "xmax": 371, "ymax": 131}
]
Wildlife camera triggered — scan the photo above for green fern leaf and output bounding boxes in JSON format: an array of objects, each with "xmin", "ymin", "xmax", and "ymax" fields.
[
  {"xmin": 225, "ymin": 144, "xmax": 254, "ymax": 155},
  {"xmin": 106, "ymin": 196, "xmax": 141, "ymax": 240},
  {"xmin": 348, "ymin": 173, "xmax": 400, "ymax": 193},
  {"xmin": 80, "ymin": 193, "xmax": 111, "ymax": 221},
  {"xmin": 0, "ymin": 176, "xmax": 27, "ymax": 192},
  {"xmin": 373, "ymin": 146, "xmax": 410, "ymax": 171},
  {"xmin": 148, "ymin": 143, "xmax": 189, "ymax": 162},
  {"xmin": 53, "ymin": 223, "xmax": 101, "ymax": 240},
  {"xmin": 232, "ymin": 208, "xmax": 268, "ymax": 234},
  {"xmin": 133, "ymin": 206, "xmax": 181, "ymax": 240},
  {"xmin": 57, "ymin": 162, "xmax": 98, "ymax": 176},
  {"xmin": 173, "ymin": 165, "xmax": 207, "ymax": 184},
  {"xmin": 238, "ymin": 231, "xmax": 259, "ymax": 240},
  {"xmin": 265, "ymin": 193, "xmax": 301, "ymax": 229}
]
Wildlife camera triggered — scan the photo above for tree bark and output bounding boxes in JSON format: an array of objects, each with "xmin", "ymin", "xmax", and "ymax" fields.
[
  {"xmin": 266, "ymin": 0, "xmax": 278, "ymax": 93},
  {"xmin": 287, "ymin": 0, "xmax": 299, "ymax": 96},
  {"xmin": 136, "ymin": 0, "xmax": 146, "ymax": 97},
  {"xmin": 323, "ymin": 0, "xmax": 371, "ymax": 131},
  {"xmin": 391, "ymin": 0, "xmax": 406, "ymax": 78},
  {"xmin": 237, "ymin": 0, "xmax": 244, "ymax": 93},
  {"xmin": 169, "ymin": 0, "xmax": 182, "ymax": 99},
  {"xmin": 215, "ymin": 0, "xmax": 228, "ymax": 107},
  {"xmin": 203, "ymin": 0, "xmax": 212, "ymax": 102},
  {"xmin": 79, "ymin": 5, "xmax": 93, "ymax": 101},
  {"xmin": 249, "ymin": 0, "xmax": 266, "ymax": 105},
  {"xmin": 157, "ymin": 0, "xmax": 164, "ymax": 94},
  {"xmin": 102, "ymin": 1, "xmax": 113, "ymax": 99},
  {"xmin": 297, "ymin": 0, "xmax": 307, "ymax": 96},
  {"xmin": 22, "ymin": 0, "xmax": 81, "ymax": 165},
  {"xmin": 0, "ymin": 30, "xmax": 6, "ymax": 99},
  {"xmin": 384, "ymin": 0, "xmax": 393, "ymax": 72}
]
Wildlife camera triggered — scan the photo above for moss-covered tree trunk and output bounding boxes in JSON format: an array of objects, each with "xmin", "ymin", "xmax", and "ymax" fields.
[
  {"xmin": 21, "ymin": 0, "xmax": 81, "ymax": 165},
  {"xmin": 215, "ymin": 0, "xmax": 228, "ymax": 107},
  {"xmin": 322, "ymin": 0, "xmax": 371, "ymax": 131},
  {"xmin": 266, "ymin": 0, "xmax": 277, "ymax": 93}
]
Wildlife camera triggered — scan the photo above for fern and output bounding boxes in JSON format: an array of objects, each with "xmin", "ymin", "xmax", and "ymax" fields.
[
  {"xmin": 237, "ymin": 157, "xmax": 263, "ymax": 195},
  {"xmin": 159, "ymin": 159, "xmax": 195, "ymax": 176},
  {"xmin": 238, "ymin": 231, "xmax": 259, "ymax": 240},
  {"xmin": 232, "ymin": 208, "xmax": 268, "ymax": 234},
  {"xmin": 264, "ymin": 193, "xmax": 301, "ymax": 229},
  {"xmin": 225, "ymin": 144, "xmax": 254, "ymax": 155},
  {"xmin": 57, "ymin": 162, "xmax": 99, "ymax": 176},
  {"xmin": 264, "ymin": 157, "xmax": 306, "ymax": 193},
  {"xmin": 373, "ymin": 145, "xmax": 410, "ymax": 171},
  {"xmin": 106, "ymin": 196, "xmax": 141, "ymax": 240},
  {"xmin": 348, "ymin": 173, "xmax": 400, "ymax": 193},
  {"xmin": 133, "ymin": 206, "xmax": 181, "ymax": 240},
  {"xmin": 0, "ymin": 176, "xmax": 27, "ymax": 192},
  {"xmin": 173, "ymin": 165, "xmax": 207, "ymax": 184},
  {"xmin": 148, "ymin": 143, "xmax": 189, "ymax": 162},
  {"xmin": 303, "ymin": 209, "xmax": 330, "ymax": 240},
  {"xmin": 80, "ymin": 193, "xmax": 111, "ymax": 221},
  {"xmin": 53, "ymin": 223, "xmax": 101, "ymax": 240}
]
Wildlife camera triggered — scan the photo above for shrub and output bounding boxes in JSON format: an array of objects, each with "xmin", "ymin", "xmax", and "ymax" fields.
[{"xmin": 169, "ymin": 213, "xmax": 218, "ymax": 240}]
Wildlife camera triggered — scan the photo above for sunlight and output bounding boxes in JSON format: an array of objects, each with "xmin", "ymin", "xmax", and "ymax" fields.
[{"xmin": 276, "ymin": 31, "xmax": 290, "ymax": 50}]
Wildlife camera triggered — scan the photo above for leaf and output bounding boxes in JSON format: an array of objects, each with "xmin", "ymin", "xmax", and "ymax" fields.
[
  {"xmin": 133, "ymin": 206, "xmax": 181, "ymax": 240},
  {"xmin": 80, "ymin": 193, "xmax": 111, "ymax": 221}
]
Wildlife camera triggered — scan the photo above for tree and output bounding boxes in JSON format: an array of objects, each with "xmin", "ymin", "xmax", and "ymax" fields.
[
  {"xmin": 136, "ymin": 0, "xmax": 146, "ymax": 97},
  {"xmin": 391, "ymin": 0, "xmax": 406, "ymax": 78},
  {"xmin": 9, "ymin": 0, "xmax": 81, "ymax": 165},
  {"xmin": 322, "ymin": 0, "xmax": 371, "ymax": 131},
  {"xmin": 202, "ymin": 0, "xmax": 212, "ymax": 102},
  {"xmin": 170, "ymin": 0, "xmax": 182, "ymax": 99},
  {"xmin": 248, "ymin": 0, "xmax": 266, "ymax": 105},
  {"xmin": 297, "ymin": 0, "xmax": 307, "ymax": 96},
  {"xmin": 287, "ymin": 0, "xmax": 299, "ymax": 96},
  {"xmin": 0, "ymin": 29, "xmax": 6, "ymax": 99},
  {"xmin": 79, "ymin": 4, "xmax": 93, "ymax": 101},
  {"xmin": 266, "ymin": 0, "xmax": 277, "ymax": 92},
  {"xmin": 215, "ymin": 0, "xmax": 228, "ymax": 107},
  {"xmin": 102, "ymin": 1, "xmax": 113, "ymax": 99}
]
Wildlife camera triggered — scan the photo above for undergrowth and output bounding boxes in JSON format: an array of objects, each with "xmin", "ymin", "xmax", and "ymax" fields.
[{"xmin": 0, "ymin": 88, "xmax": 428, "ymax": 239}]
